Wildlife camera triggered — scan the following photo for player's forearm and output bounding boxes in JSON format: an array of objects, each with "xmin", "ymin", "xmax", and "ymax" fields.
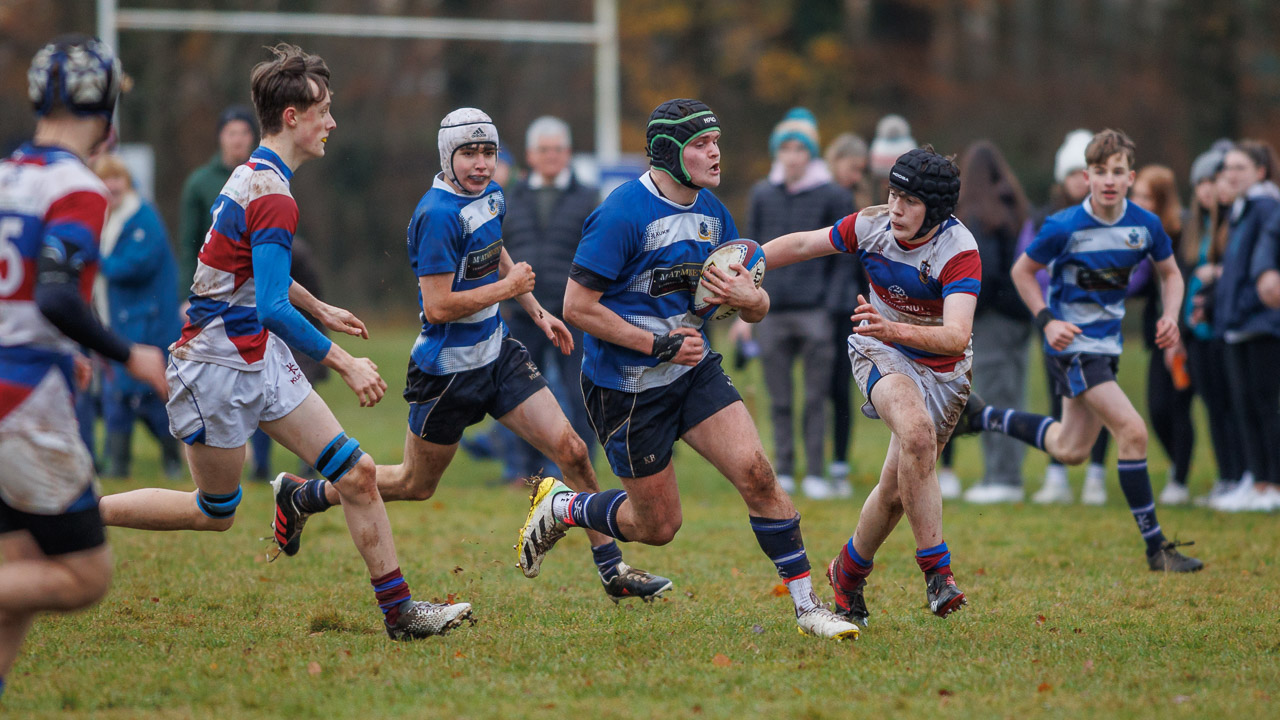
[
  {"xmin": 738, "ymin": 287, "xmax": 770, "ymax": 323},
  {"xmin": 762, "ymin": 228, "xmax": 833, "ymax": 270},
  {"xmin": 421, "ymin": 282, "xmax": 513, "ymax": 325},
  {"xmin": 887, "ymin": 320, "xmax": 972, "ymax": 356},
  {"xmin": 1011, "ymin": 255, "xmax": 1047, "ymax": 315},
  {"xmin": 563, "ymin": 291, "xmax": 652, "ymax": 354},
  {"xmin": 1157, "ymin": 260, "xmax": 1185, "ymax": 322},
  {"xmin": 288, "ymin": 280, "xmax": 322, "ymax": 315}
]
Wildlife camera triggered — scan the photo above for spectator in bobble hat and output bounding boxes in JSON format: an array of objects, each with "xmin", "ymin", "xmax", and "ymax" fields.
[
  {"xmin": 733, "ymin": 108, "xmax": 853, "ymax": 499},
  {"xmin": 868, "ymin": 114, "xmax": 916, "ymax": 199}
]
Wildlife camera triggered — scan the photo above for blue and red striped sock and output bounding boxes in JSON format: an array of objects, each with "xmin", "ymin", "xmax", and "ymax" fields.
[
  {"xmin": 834, "ymin": 538, "xmax": 874, "ymax": 592},
  {"xmin": 371, "ymin": 567, "xmax": 413, "ymax": 625},
  {"xmin": 915, "ymin": 541, "xmax": 952, "ymax": 575}
]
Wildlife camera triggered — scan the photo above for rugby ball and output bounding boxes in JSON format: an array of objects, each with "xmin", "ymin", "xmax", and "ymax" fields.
[{"xmin": 691, "ymin": 239, "xmax": 766, "ymax": 321}]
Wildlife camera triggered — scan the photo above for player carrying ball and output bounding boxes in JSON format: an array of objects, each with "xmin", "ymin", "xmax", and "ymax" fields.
[
  {"xmin": 517, "ymin": 98, "xmax": 859, "ymax": 640},
  {"xmin": 761, "ymin": 147, "xmax": 981, "ymax": 629}
]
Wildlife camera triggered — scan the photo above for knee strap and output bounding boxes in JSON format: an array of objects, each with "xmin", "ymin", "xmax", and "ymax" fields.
[
  {"xmin": 315, "ymin": 432, "xmax": 364, "ymax": 482},
  {"xmin": 196, "ymin": 487, "xmax": 243, "ymax": 519}
]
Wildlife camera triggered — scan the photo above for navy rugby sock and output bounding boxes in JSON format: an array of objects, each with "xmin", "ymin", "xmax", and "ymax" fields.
[
  {"xmin": 591, "ymin": 541, "xmax": 624, "ymax": 582},
  {"xmin": 980, "ymin": 406, "xmax": 1053, "ymax": 451},
  {"xmin": 564, "ymin": 490, "xmax": 629, "ymax": 542},
  {"xmin": 750, "ymin": 515, "xmax": 817, "ymax": 612},
  {"xmin": 294, "ymin": 478, "xmax": 332, "ymax": 514},
  {"xmin": 1117, "ymin": 458, "xmax": 1166, "ymax": 555}
]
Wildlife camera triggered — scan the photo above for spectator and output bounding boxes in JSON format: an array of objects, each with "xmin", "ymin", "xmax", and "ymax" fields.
[
  {"xmin": 497, "ymin": 115, "xmax": 600, "ymax": 479},
  {"xmin": 91, "ymin": 154, "xmax": 183, "ymax": 479},
  {"xmin": 1031, "ymin": 129, "xmax": 1113, "ymax": 505},
  {"xmin": 1211, "ymin": 141, "xmax": 1280, "ymax": 511},
  {"xmin": 823, "ymin": 133, "xmax": 869, "ymax": 494},
  {"xmin": 176, "ymin": 105, "xmax": 272, "ymax": 480},
  {"xmin": 743, "ymin": 108, "xmax": 853, "ymax": 499},
  {"xmin": 867, "ymin": 114, "xmax": 916, "ymax": 203},
  {"xmin": 956, "ymin": 141, "xmax": 1034, "ymax": 504},
  {"xmin": 1131, "ymin": 165, "xmax": 1195, "ymax": 505},
  {"xmin": 1182, "ymin": 144, "xmax": 1245, "ymax": 506}
]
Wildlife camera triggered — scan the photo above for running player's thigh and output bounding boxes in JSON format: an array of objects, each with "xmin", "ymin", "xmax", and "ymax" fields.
[
  {"xmin": 496, "ymin": 386, "xmax": 575, "ymax": 455},
  {"xmin": 0, "ymin": 529, "xmax": 43, "ymax": 563},
  {"xmin": 1077, "ymin": 380, "xmax": 1145, "ymax": 439},
  {"xmin": 259, "ymin": 391, "xmax": 346, "ymax": 467},
  {"xmin": 867, "ymin": 373, "xmax": 933, "ymax": 441},
  {"xmin": 617, "ymin": 461, "xmax": 682, "ymax": 523},
  {"xmin": 681, "ymin": 400, "xmax": 769, "ymax": 482},
  {"xmin": 184, "ymin": 443, "xmax": 248, "ymax": 496},
  {"xmin": 1057, "ymin": 388, "xmax": 1112, "ymax": 448}
]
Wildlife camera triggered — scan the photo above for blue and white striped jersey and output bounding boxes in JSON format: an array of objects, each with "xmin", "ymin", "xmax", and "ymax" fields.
[
  {"xmin": 1027, "ymin": 197, "xmax": 1172, "ymax": 356},
  {"xmin": 574, "ymin": 172, "xmax": 738, "ymax": 392},
  {"xmin": 408, "ymin": 175, "xmax": 508, "ymax": 375}
]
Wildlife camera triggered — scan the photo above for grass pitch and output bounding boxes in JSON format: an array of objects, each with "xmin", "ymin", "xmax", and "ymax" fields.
[{"xmin": 8, "ymin": 324, "xmax": 1276, "ymax": 719}]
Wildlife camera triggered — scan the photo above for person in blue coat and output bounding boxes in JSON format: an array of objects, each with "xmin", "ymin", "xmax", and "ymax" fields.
[{"xmin": 92, "ymin": 154, "xmax": 183, "ymax": 479}]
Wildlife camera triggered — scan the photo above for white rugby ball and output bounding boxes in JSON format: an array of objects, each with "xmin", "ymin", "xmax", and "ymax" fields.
[{"xmin": 691, "ymin": 239, "xmax": 766, "ymax": 321}]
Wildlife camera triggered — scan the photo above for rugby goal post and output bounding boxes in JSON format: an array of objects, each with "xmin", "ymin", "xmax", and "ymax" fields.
[{"xmin": 96, "ymin": 0, "xmax": 621, "ymax": 163}]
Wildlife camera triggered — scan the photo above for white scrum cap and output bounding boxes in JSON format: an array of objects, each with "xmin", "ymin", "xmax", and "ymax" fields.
[{"xmin": 438, "ymin": 107, "xmax": 499, "ymax": 191}]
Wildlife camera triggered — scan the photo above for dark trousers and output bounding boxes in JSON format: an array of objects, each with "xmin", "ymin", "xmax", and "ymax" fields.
[
  {"xmin": 831, "ymin": 311, "xmax": 855, "ymax": 464},
  {"xmin": 1224, "ymin": 336, "xmax": 1280, "ymax": 486},
  {"xmin": 1185, "ymin": 336, "xmax": 1244, "ymax": 482},
  {"xmin": 1146, "ymin": 347, "xmax": 1195, "ymax": 486}
]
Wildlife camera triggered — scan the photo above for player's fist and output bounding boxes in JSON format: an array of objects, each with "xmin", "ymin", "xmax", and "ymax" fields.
[
  {"xmin": 506, "ymin": 261, "xmax": 536, "ymax": 297},
  {"xmin": 667, "ymin": 327, "xmax": 705, "ymax": 366},
  {"xmin": 1043, "ymin": 319, "xmax": 1082, "ymax": 352},
  {"xmin": 125, "ymin": 344, "xmax": 169, "ymax": 399},
  {"xmin": 340, "ymin": 356, "xmax": 387, "ymax": 407}
]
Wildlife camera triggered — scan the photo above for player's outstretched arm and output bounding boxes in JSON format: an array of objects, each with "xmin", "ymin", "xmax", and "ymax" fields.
[
  {"xmin": 289, "ymin": 281, "xmax": 368, "ymax": 339},
  {"xmin": 563, "ymin": 278, "xmax": 703, "ymax": 366},
  {"xmin": 761, "ymin": 227, "xmax": 837, "ymax": 271},
  {"xmin": 1152, "ymin": 255, "xmax": 1185, "ymax": 349},
  {"xmin": 1011, "ymin": 253, "xmax": 1080, "ymax": 351}
]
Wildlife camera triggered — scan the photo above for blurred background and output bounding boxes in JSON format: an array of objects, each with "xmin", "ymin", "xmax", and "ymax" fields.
[{"xmin": 2, "ymin": 0, "xmax": 1277, "ymax": 314}]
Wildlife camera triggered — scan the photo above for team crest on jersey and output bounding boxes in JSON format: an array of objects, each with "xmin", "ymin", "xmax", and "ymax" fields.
[
  {"xmin": 918, "ymin": 259, "xmax": 932, "ymax": 285},
  {"xmin": 487, "ymin": 195, "xmax": 499, "ymax": 216},
  {"xmin": 698, "ymin": 220, "xmax": 711, "ymax": 241},
  {"xmin": 463, "ymin": 239, "xmax": 503, "ymax": 280},
  {"xmin": 1126, "ymin": 229, "xmax": 1143, "ymax": 248},
  {"xmin": 648, "ymin": 263, "xmax": 703, "ymax": 297}
]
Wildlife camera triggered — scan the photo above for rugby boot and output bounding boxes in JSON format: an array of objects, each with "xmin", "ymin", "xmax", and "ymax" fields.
[
  {"xmin": 796, "ymin": 606, "xmax": 860, "ymax": 640},
  {"xmin": 602, "ymin": 562, "xmax": 672, "ymax": 603},
  {"xmin": 953, "ymin": 391, "xmax": 987, "ymax": 437},
  {"xmin": 270, "ymin": 472, "xmax": 310, "ymax": 559},
  {"xmin": 1147, "ymin": 539, "xmax": 1204, "ymax": 572},
  {"xmin": 826, "ymin": 555, "xmax": 870, "ymax": 629},
  {"xmin": 385, "ymin": 600, "xmax": 474, "ymax": 640},
  {"xmin": 925, "ymin": 570, "xmax": 967, "ymax": 618},
  {"xmin": 517, "ymin": 477, "xmax": 572, "ymax": 578}
]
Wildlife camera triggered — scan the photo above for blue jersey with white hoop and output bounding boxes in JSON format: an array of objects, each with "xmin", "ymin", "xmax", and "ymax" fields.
[
  {"xmin": 574, "ymin": 172, "xmax": 737, "ymax": 393},
  {"xmin": 408, "ymin": 175, "xmax": 508, "ymax": 375},
  {"xmin": 1026, "ymin": 197, "xmax": 1172, "ymax": 356}
]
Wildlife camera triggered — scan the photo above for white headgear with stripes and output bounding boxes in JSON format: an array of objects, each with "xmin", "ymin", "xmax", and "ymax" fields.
[{"xmin": 438, "ymin": 107, "xmax": 499, "ymax": 193}]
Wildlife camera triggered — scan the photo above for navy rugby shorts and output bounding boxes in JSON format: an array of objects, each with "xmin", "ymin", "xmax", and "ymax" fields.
[
  {"xmin": 1045, "ymin": 352, "xmax": 1120, "ymax": 398},
  {"xmin": 581, "ymin": 352, "xmax": 741, "ymax": 478},
  {"xmin": 404, "ymin": 337, "xmax": 548, "ymax": 445}
]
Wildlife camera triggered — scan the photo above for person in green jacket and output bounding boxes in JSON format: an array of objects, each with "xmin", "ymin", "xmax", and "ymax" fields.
[{"xmin": 177, "ymin": 105, "xmax": 256, "ymax": 289}]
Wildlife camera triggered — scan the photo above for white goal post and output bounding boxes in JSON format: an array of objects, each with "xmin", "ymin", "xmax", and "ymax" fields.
[{"xmin": 96, "ymin": 0, "xmax": 621, "ymax": 163}]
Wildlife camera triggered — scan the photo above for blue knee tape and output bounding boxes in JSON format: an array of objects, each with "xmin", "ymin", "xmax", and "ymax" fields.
[
  {"xmin": 196, "ymin": 486, "xmax": 243, "ymax": 519},
  {"xmin": 315, "ymin": 432, "xmax": 364, "ymax": 482}
]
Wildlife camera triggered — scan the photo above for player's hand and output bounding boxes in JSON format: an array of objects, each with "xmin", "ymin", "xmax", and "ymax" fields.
[
  {"xmin": 505, "ymin": 262, "xmax": 536, "ymax": 297},
  {"xmin": 1043, "ymin": 319, "xmax": 1082, "ymax": 352},
  {"xmin": 701, "ymin": 263, "xmax": 764, "ymax": 313},
  {"xmin": 849, "ymin": 294, "xmax": 898, "ymax": 343},
  {"xmin": 339, "ymin": 356, "xmax": 387, "ymax": 407},
  {"xmin": 316, "ymin": 302, "xmax": 370, "ymax": 339},
  {"xmin": 1154, "ymin": 314, "xmax": 1180, "ymax": 350},
  {"xmin": 535, "ymin": 310, "xmax": 575, "ymax": 355},
  {"xmin": 125, "ymin": 345, "xmax": 169, "ymax": 399},
  {"xmin": 665, "ymin": 327, "xmax": 705, "ymax": 366},
  {"xmin": 73, "ymin": 355, "xmax": 92, "ymax": 390}
]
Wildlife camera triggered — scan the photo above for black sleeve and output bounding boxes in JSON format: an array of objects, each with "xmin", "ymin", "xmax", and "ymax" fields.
[
  {"xmin": 569, "ymin": 262, "xmax": 613, "ymax": 292},
  {"xmin": 33, "ymin": 246, "xmax": 132, "ymax": 363}
]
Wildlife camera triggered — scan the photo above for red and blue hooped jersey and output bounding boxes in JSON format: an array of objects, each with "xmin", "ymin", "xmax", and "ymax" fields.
[
  {"xmin": 829, "ymin": 205, "xmax": 982, "ymax": 375},
  {"xmin": 172, "ymin": 146, "xmax": 297, "ymax": 370},
  {"xmin": 0, "ymin": 143, "xmax": 108, "ymax": 423}
]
